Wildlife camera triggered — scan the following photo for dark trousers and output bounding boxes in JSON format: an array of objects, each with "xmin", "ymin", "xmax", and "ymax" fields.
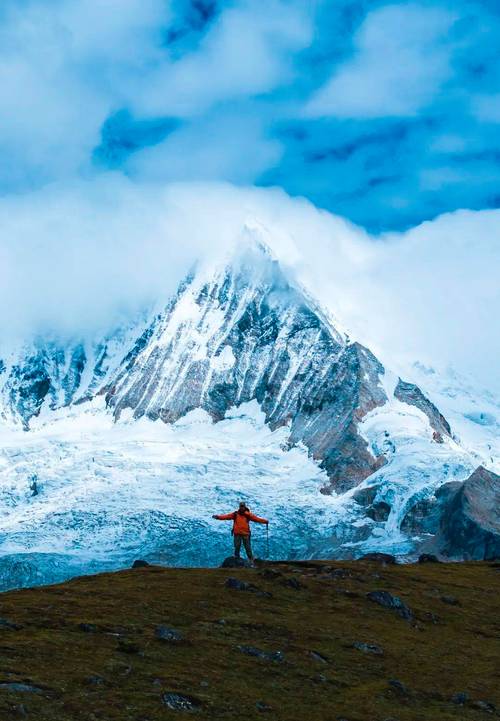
[{"xmin": 234, "ymin": 533, "xmax": 253, "ymax": 559}]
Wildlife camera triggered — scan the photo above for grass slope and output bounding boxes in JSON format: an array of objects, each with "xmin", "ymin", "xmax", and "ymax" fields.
[{"xmin": 0, "ymin": 560, "xmax": 498, "ymax": 720}]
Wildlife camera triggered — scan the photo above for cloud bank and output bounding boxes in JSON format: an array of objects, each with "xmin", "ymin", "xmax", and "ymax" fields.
[
  {"xmin": 1, "ymin": 179, "xmax": 498, "ymax": 392},
  {"xmin": 0, "ymin": 0, "xmax": 499, "ymax": 229}
]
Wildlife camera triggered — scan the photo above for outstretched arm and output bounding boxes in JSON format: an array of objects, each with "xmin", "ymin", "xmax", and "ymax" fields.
[
  {"xmin": 248, "ymin": 513, "xmax": 268, "ymax": 524},
  {"xmin": 212, "ymin": 513, "xmax": 235, "ymax": 520}
]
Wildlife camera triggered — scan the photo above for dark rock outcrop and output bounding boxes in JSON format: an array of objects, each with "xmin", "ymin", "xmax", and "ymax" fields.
[
  {"xmin": 220, "ymin": 556, "xmax": 252, "ymax": 569},
  {"xmin": 236, "ymin": 645, "xmax": 284, "ymax": 662},
  {"xmin": 132, "ymin": 559, "xmax": 150, "ymax": 568},
  {"xmin": 360, "ymin": 553, "xmax": 397, "ymax": 565},
  {"xmin": 366, "ymin": 501, "xmax": 391, "ymax": 522},
  {"xmin": 401, "ymin": 482, "xmax": 461, "ymax": 536},
  {"xmin": 367, "ymin": 590, "xmax": 413, "ymax": 620},
  {"xmin": 155, "ymin": 625, "xmax": 183, "ymax": 642},
  {"xmin": 418, "ymin": 554, "xmax": 440, "ymax": 563},
  {"xmin": 162, "ymin": 692, "xmax": 201, "ymax": 711},
  {"xmin": 438, "ymin": 466, "xmax": 500, "ymax": 560},
  {"xmin": 394, "ymin": 378, "xmax": 451, "ymax": 438}
]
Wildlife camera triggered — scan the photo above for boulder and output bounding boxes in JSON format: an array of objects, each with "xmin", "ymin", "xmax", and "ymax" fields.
[
  {"xmin": 162, "ymin": 692, "xmax": 201, "ymax": 711},
  {"xmin": 367, "ymin": 590, "xmax": 413, "ymax": 620},
  {"xmin": 155, "ymin": 625, "xmax": 183, "ymax": 642},
  {"xmin": 132, "ymin": 560, "xmax": 150, "ymax": 569},
  {"xmin": 0, "ymin": 617, "xmax": 23, "ymax": 631},
  {"xmin": 418, "ymin": 554, "xmax": 440, "ymax": 563},
  {"xmin": 352, "ymin": 641, "xmax": 384, "ymax": 655},
  {"xmin": 220, "ymin": 556, "xmax": 252, "ymax": 568},
  {"xmin": 224, "ymin": 577, "xmax": 252, "ymax": 591},
  {"xmin": 0, "ymin": 683, "xmax": 44, "ymax": 694},
  {"xmin": 360, "ymin": 553, "xmax": 397, "ymax": 565},
  {"xmin": 236, "ymin": 645, "xmax": 284, "ymax": 662}
]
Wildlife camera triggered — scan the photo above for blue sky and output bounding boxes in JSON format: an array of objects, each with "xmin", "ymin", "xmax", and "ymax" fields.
[{"xmin": 1, "ymin": 0, "xmax": 500, "ymax": 231}]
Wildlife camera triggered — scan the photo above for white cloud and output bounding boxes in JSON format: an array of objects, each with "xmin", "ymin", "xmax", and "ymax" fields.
[
  {"xmin": 127, "ymin": 110, "xmax": 283, "ymax": 183},
  {"xmin": 129, "ymin": 0, "xmax": 313, "ymax": 118},
  {"xmin": 1, "ymin": 178, "xmax": 498, "ymax": 393},
  {"xmin": 0, "ymin": 0, "xmax": 312, "ymax": 189},
  {"xmin": 305, "ymin": 3, "xmax": 456, "ymax": 118}
]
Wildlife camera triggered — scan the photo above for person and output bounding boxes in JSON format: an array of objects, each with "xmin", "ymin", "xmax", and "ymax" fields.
[{"xmin": 212, "ymin": 502, "xmax": 268, "ymax": 563}]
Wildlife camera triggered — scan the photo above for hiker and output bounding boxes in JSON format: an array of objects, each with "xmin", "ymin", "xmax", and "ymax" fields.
[{"xmin": 212, "ymin": 502, "xmax": 268, "ymax": 563}]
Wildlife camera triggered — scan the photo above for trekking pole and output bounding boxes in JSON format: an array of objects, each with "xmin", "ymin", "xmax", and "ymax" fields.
[{"xmin": 266, "ymin": 523, "xmax": 270, "ymax": 559}]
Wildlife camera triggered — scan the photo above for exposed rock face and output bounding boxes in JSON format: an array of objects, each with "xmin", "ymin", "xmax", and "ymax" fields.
[
  {"xmin": 0, "ymin": 328, "xmax": 143, "ymax": 427},
  {"xmin": 401, "ymin": 482, "xmax": 461, "ymax": 536},
  {"xmin": 438, "ymin": 466, "xmax": 500, "ymax": 560},
  {"xmin": 403, "ymin": 466, "xmax": 500, "ymax": 560},
  {"xmin": 394, "ymin": 378, "xmax": 451, "ymax": 439}
]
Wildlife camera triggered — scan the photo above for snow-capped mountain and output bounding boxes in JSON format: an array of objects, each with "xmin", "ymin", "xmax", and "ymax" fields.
[{"xmin": 0, "ymin": 233, "xmax": 498, "ymax": 589}]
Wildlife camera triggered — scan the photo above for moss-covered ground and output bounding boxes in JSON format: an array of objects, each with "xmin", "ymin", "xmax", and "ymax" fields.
[{"xmin": 0, "ymin": 559, "xmax": 498, "ymax": 720}]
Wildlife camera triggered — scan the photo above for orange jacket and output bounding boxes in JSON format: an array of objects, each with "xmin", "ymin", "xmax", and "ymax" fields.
[{"xmin": 214, "ymin": 510, "xmax": 268, "ymax": 536}]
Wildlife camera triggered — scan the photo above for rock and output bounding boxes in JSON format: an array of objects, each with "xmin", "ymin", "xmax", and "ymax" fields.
[
  {"xmin": 366, "ymin": 502, "xmax": 391, "ymax": 522},
  {"xmin": 224, "ymin": 577, "xmax": 252, "ymax": 591},
  {"xmin": 312, "ymin": 673, "xmax": 328, "ymax": 683},
  {"xmin": 161, "ymin": 692, "xmax": 201, "ymax": 711},
  {"xmin": 78, "ymin": 623, "xmax": 98, "ymax": 633},
  {"xmin": 236, "ymin": 645, "xmax": 284, "ymax": 662},
  {"xmin": 117, "ymin": 640, "xmax": 142, "ymax": 655},
  {"xmin": 0, "ymin": 618, "xmax": 23, "ymax": 631},
  {"xmin": 220, "ymin": 556, "xmax": 251, "ymax": 568},
  {"xmin": 259, "ymin": 568, "xmax": 282, "ymax": 580},
  {"xmin": 361, "ymin": 553, "xmax": 397, "ymax": 565},
  {"xmin": 394, "ymin": 379, "xmax": 451, "ymax": 438},
  {"xmin": 352, "ymin": 486, "xmax": 378, "ymax": 507},
  {"xmin": 438, "ymin": 466, "xmax": 500, "ymax": 560},
  {"xmin": 84, "ymin": 675, "xmax": 105, "ymax": 686},
  {"xmin": 441, "ymin": 595, "xmax": 460, "ymax": 606},
  {"xmin": 309, "ymin": 650, "xmax": 328, "ymax": 663},
  {"xmin": 367, "ymin": 590, "xmax": 413, "ymax": 620},
  {"xmin": 451, "ymin": 692, "xmax": 469, "ymax": 705},
  {"xmin": 352, "ymin": 641, "xmax": 384, "ymax": 655},
  {"xmin": 12, "ymin": 705, "xmax": 28, "ymax": 717},
  {"xmin": 223, "ymin": 577, "xmax": 271, "ymax": 597},
  {"xmin": 470, "ymin": 700, "xmax": 496, "ymax": 714},
  {"xmin": 388, "ymin": 679, "xmax": 412, "ymax": 696},
  {"xmin": 155, "ymin": 626, "xmax": 183, "ymax": 643},
  {"xmin": 401, "ymin": 482, "xmax": 460, "ymax": 536},
  {"xmin": 283, "ymin": 577, "xmax": 304, "ymax": 590},
  {"xmin": 0, "ymin": 683, "xmax": 44, "ymax": 694},
  {"xmin": 132, "ymin": 560, "xmax": 150, "ymax": 568},
  {"xmin": 256, "ymin": 701, "xmax": 272, "ymax": 712},
  {"xmin": 323, "ymin": 568, "xmax": 353, "ymax": 580},
  {"xmin": 418, "ymin": 554, "xmax": 440, "ymax": 563}
]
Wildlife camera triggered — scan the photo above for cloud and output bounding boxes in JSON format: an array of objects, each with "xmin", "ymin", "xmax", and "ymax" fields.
[
  {"xmin": 127, "ymin": 109, "xmax": 283, "ymax": 183},
  {"xmin": 128, "ymin": 0, "xmax": 313, "ymax": 118},
  {"xmin": 0, "ymin": 0, "xmax": 499, "ymax": 230},
  {"xmin": 0, "ymin": 179, "xmax": 498, "ymax": 394},
  {"xmin": 305, "ymin": 3, "xmax": 457, "ymax": 118}
]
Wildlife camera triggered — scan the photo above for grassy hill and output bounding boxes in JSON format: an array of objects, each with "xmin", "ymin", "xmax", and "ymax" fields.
[{"xmin": 0, "ymin": 559, "xmax": 498, "ymax": 720}]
